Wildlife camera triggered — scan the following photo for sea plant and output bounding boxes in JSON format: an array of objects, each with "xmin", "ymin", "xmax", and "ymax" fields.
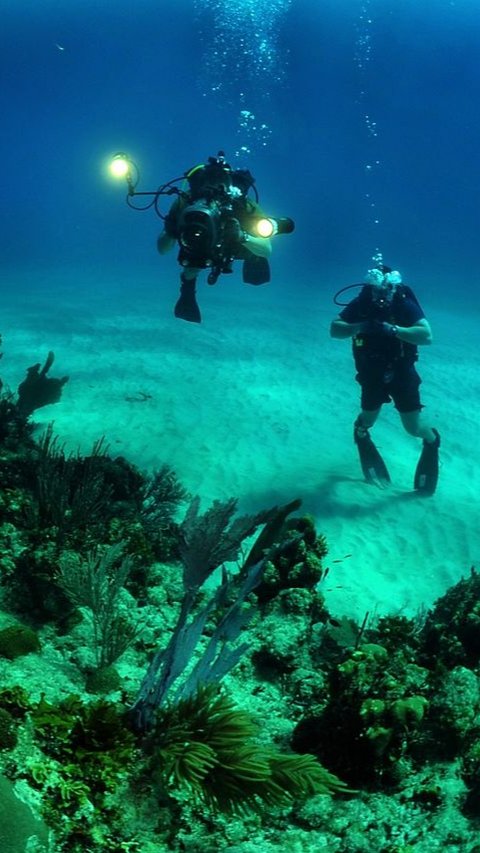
[
  {"xmin": 23, "ymin": 694, "xmax": 141, "ymax": 850},
  {"xmin": 30, "ymin": 693, "xmax": 138, "ymax": 789},
  {"xmin": 129, "ymin": 496, "xmax": 271, "ymax": 730},
  {"xmin": 148, "ymin": 684, "xmax": 348, "ymax": 813},
  {"xmin": 32, "ymin": 426, "xmax": 114, "ymax": 533},
  {"xmin": 140, "ymin": 464, "xmax": 190, "ymax": 559},
  {"xmin": 56, "ymin": 541, "xmax": 138, "ymax": 670}
]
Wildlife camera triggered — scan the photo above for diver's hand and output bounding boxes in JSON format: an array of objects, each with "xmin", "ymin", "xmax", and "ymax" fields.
[
  {"xmin": 224, "ymin": 218, "xmax": 245, "ymax": 244},
  {"xmin": 356, "ymin": 320, "xmax": 396, "ymax": 336},
  {"xmin": 379, "ymin": 322, "xmax": 398, "ymax": 337},
  {"xmin": 355, "ymin": 320, "xmax": 379, "ymax": 334}
]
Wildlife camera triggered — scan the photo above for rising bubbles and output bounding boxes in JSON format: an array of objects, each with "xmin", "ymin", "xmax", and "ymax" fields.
[
  {"xmin": 194, "ymin": 0, "xmax": 291, "ymax": 155},
  {"xmin": 354, "ymin": 1, "xmax": 383, "ymax": 254}
]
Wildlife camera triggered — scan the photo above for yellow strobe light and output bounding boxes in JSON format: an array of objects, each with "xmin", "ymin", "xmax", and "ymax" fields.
[
  {"xmin": 109, "ymin": 153, "xmax": 130, "ymax": 179},
  {"xmin": 255, "ymin": 218, "xmax": 276, "ymax": 238}
]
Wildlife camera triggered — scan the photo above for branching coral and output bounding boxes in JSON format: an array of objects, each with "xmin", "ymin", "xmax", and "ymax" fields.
[
  {"xmin": 149, "ymin": 684, "xmax": 347, "ymax": 813},
  {"xmin": 56, "ymin": 541, "xmax": 137, "ymax": 669}
]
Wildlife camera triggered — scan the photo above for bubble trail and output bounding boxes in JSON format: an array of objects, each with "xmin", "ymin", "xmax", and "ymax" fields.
[
  {"xmin": 194, "ymin": 0, "xmax": 291, "ymax": 155},
  {"xmin": 353, "ymin": 0, "xmax": 383, "ymax": 259}
]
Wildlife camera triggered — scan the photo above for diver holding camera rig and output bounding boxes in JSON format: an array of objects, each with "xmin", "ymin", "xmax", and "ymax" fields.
[
  {"xmin": 157, "ymin": 151, "xmax": 294, "ymax": 323},
  {"xmin": 157, "ymin": 151, "xmax": 294, "ymax": 322},
  {"xmin": 110, "ymin": 148, "xmax": 294, "ymax": 322}
]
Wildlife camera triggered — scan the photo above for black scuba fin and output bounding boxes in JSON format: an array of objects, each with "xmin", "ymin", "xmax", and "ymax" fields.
[
  {"xmin": 174, "ymin": 276, "xmax": 201, "ymax": 323},
  {"xmin": 242, "ymin": 255, "xmax": 271, "ymax": 285},
  {"xmin": 414, "ymin": 429, "xmax": 440, "ymax": 496},
  {"xmin": 354, "ymin": 420, "xmax": 391, "ymax": 488}
]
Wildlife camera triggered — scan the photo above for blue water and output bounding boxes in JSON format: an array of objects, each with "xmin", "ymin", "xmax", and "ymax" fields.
[
  {"xmin": 1, "ymin": 0, "xmax": 479, "ymax": 304},
  {"xmin": 2, "ymin": 8, "xmax": 480, "ymax": 848}
]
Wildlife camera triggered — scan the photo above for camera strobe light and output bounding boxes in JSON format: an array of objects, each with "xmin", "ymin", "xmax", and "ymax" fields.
[
  {"xmin": 255, "ymin": 218, "xmax": 277, "ymax": 238},
  {"xmin": 109, "ymin": 153, "xmax": 131, "ymax": 179}
]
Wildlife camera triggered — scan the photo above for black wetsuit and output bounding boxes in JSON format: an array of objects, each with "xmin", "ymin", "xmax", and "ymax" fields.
[{"xmin": 340, "ymin": 284, "xmax": 426, "ymax": 413}]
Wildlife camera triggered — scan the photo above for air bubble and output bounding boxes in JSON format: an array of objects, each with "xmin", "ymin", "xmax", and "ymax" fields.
[
  {"xmin": 194, "ymin": 0, "xmax": 291, "ymax": 153},
  {"xmin": 354, "ymin": 1, "xmax": 385, "ymax": 243}
]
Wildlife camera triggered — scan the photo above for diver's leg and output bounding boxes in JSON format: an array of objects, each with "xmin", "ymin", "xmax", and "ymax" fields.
[
  {"xmin": 399, "ymin": 410, "xmax": 436, "ymax": 443},
  {"xmin": 353, "ymin": 408, "xmax": 390, "ymax": 486},
  {"xmin": 174, "ymin": 268, "xmax": 202, "ymax": 323},
  {"xmin": 355, "ymin": 407, "xmax": 381, "ymax": 433},
  {"xmin": 400, "ymin": 411, "xmax": 440, "ymax": 495}
]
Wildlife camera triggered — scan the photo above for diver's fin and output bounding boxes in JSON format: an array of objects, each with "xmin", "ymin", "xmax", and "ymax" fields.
[
  {"xmin": 354, "ymin": 422, "xmax": 391, "ymax": 488},
  {"xmin": 242, "ymin": 255, "xmax": 271, "ymax": 285},
  {"xmin": 414, "ymin": 429, "xmax": 440, "ymax": 496},
  {"xmin": 174, "ymin": 277, "xmax": 201, "ymax": 323}
]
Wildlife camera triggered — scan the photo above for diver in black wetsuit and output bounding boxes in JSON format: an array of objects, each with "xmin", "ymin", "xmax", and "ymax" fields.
[
  {"xmin": 157, "ymin": 152, "xmax": 273, "ymax": 324},
  {"xmin": 330, "ymin": 265, "xmax": 440, "ymax": 495}
]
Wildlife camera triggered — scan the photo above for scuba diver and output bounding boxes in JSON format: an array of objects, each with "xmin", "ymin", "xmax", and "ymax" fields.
[
  {"xmin": 157, "ymin": 151, "xmax": 285, "ymax": 323},
  {"xmin": 109, "ymin": 148, "xmax": 294, "ymax": 323},
  {"xmin": 330, "ymin": 264, "xmax": 440, "ymax": 495}
]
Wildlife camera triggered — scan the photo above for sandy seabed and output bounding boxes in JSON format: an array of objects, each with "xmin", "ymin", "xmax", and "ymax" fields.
[{"xmin": 2, "ymin": 265, "xmax": 479, "ymax": 623}]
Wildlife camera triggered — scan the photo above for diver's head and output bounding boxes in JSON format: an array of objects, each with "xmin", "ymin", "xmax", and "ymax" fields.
[
  {"xmin": 205, "ymin": 151, "xmax": 232, "ymax": 191},
  {"xmin": 365, "ymin": 266, "xmax": 402, "ymax": 307}
]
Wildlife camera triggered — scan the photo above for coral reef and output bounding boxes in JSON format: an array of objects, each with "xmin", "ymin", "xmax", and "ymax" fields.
[{"xmin": 0, "ymin": 347, "xmax": 480, "ymax": 851}]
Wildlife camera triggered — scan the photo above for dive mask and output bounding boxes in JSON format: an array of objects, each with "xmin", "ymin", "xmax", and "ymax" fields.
[{"xmin": 365, "ymin": 268, "xmax": 403, "ymax": 307}]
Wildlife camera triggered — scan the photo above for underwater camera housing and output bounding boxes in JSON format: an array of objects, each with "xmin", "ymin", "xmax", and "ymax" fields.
[
  {"xmin": 177, "ymin": 192, "xmax": 251, "ymax": 277},
  {"xmin": 177, "ymin": 199, "xmax": 295, "ymax": 284},
  {"xmin": 109, "ymin": 149, "xmax": 294, "ymax": 284},
  {"xmin": 179, "ymin": 150, "xmax": 294, "ymax": 279}
]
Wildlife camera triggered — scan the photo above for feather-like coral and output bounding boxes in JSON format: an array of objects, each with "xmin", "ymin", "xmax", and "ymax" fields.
[{"xmin": 150, "ymin": 685, "xmax": 347, "ymax": 813}]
